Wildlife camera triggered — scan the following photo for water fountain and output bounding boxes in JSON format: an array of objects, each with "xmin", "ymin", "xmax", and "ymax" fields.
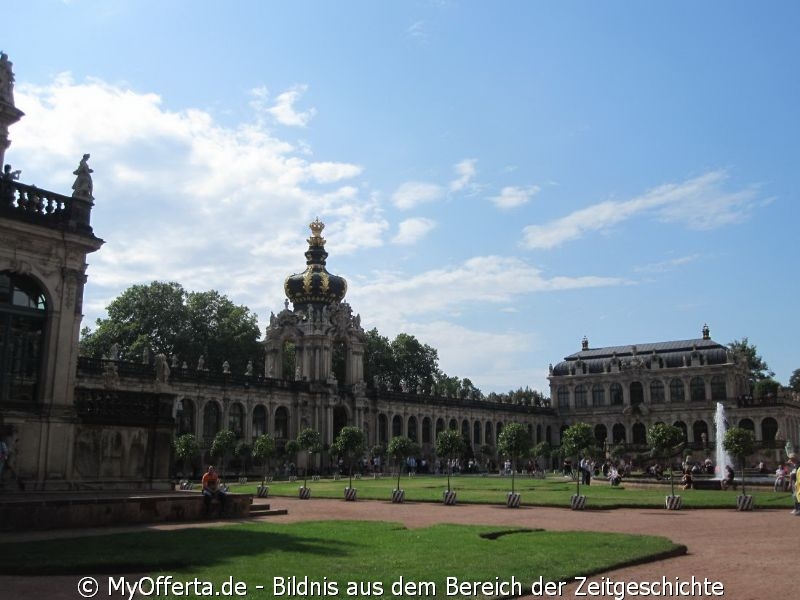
[{"xmin": 714, "ymin": 402, "xmax": 733, "ymax": 478}]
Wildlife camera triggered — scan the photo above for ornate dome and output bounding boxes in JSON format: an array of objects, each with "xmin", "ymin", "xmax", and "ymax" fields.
[{"xmin": 284, "ymin": 218, "xmax": 347, "ymax": 308}]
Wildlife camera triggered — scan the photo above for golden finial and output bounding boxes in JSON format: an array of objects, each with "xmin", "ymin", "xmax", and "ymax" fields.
[{"xmin": 308, "ymin": 217, "xmax": 326, "ymax": 246}]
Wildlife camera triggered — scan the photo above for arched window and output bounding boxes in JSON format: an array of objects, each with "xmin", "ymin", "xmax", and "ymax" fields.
[
  {"xmin": 392, "ymin": 415, "xmax": 403, "ymax": 437},
  {"xmin": 632, "ymin": 423, "xmax": 646, "ymax": 444},
  {"xmin": 738, "ymin": 418, "xmax": 755, "ymax": 432},
  {"xmin": 203, "ymin": 401, "xmax": 221, "ymax": 439},
  {"xmin": 557, "ymin": 386, "xmax": 570, "ymax": 408},
  {"xmin": 630, "ymin": 382, "xmax": 644, "ymax": 406},
  {"xmin": 673, "ymin": 421, "xmax": 688, "ymax": 441},
  {"xmin": 473, "ymin": 421, "xmax": 482, "ymax": 445},
  {"xmin": 536, "ymin": 423, "xmax": 542, "ymax": 444},
  {"xmin": 252, "ymin": 405, "xmax": 267, "ymax": 438},
  {"xmin": 650, "ymin": 380, "xmax": 665, "ymax": 403},
  {"xmin": 408, "ymin": 416, "xmax": 418, "ymax": 442},
  {"xmin": 178, "ymin": 398, "xmax": 195, "ymax": 435},
  {"xmin": 610, "ymin": 383, "xmax": 623, "ymax": 405},
  {"xmin": 669, "ymin": 378, "xmax": 685, "ymax": 403},
  {"xmin": 378, "ymin": 414, "xmax": 388, "ymax": 444},
  {"xmin": 435, "ymin": 418, "xmax": 445, "ymax": 438},
  {"xmin": 574, "ymin": 385, "xmax": 587, "ymax": 408},
  {"xmin": 0, "ymin": 272, "xmax": 47, "ymax": 404},
  {"xmin": 461, "ymin": 419, "xmax": 470, "ymax": 442},
  {"xmin": 690, "ymin": 377, "xmax": 706, "ymax": 402},
  {"xmin": 228, "ymin": 402, "xmax": 244, "ymax": 436},
  {"xmin": 546, "ymin": 425, "xmax": 552, "ymax": 445},
  {"xmin": 496, "ymin": 422, "xmax": 504, "ymax": 443},
  {"xmin": 422, "ymin": 417, "xmax": 432, "ymax": 444},
  {"xmin": 612, "ymin": 423, "xmax": 626, "ymax": 444},
  {"xmin": 594, "ymin": 424, "xmax": 607, "ymax": 445},
  {"xmin": 274, "ymin": 406, "xmax": 289, "ymax": 439},
  {"xmin": 711, "ymin": 376, "xmax": 727, "ymax": 401},
  {"xmin": 449, "ymin": 418, "xmax": 458, "ymax": 431},
  {"xmin": 762, "ymin": 417, "xmax": 778, "ymax": 445},
  {"xmin": 592, "ymin": 385, "xmax": 605, "ymax": 407},
  {"xmin": 692, "ymin": 420, "xmax": 708, "ymax": 445},
  {"xmin": 485, "ymin": 422, "xmax": 494, "ymax": 446}
]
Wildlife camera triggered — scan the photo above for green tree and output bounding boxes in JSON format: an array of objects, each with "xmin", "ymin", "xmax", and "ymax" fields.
[
  {"xmin": 723, "ymin": 427, "xmax": 756, "ymax": 496},
  {"xmin": 497, "ymin": 422, "xmax": 532, "ymax": 494},
  {"xmin": 728, "ymin": 338, "xmax": 774, "ymax": 383},
  {"xmin": 389, "ymin": 333, "xmax": 439, "ymax": 391},
  {"xmin": 560, "ymin": 423, "xmax": 596, "ymax": 497},
  {"xmin": 753, "ymin": 378, "xmax": 780, "ymax": 400},
  {"xmin": 364, "ymin": 328, "xmax": 394, "ymax": 388},
  {"xmin": 251, "ymin": 433, "xmax": 276, "ymax": 485},
  {"xmin": 435, "ymin": 429, "xmax": 465, "ymax": 493},
  {"xmin": 332, "ymin": 426, "xmax": 366, "ymax": 489},
  {"xmin": 296, "ymin": 428, "xmax": 322, "ymax": 488},
  {"xmin": 387, "ymin": 436, "xmax": 419, "ymax": 492},
  {"xmin": 789, "ymin": 368, "xmax": 800, "ymax": 393},
  {"xmin": 284, "ymin": 439, "xmax": 300, "ymax": 475},
  {"xmin": 173, "ymin": 433, "xmax": 199, "ymax": 479},
  {"xmin": 647, "ymin": 423, "xmax": 685, "ymax": 497},
  {"xmin": 79, "ymin": 281, "xmax": 261, "ymax": 373},
  {"xmin": 531, "ymin": 441, "xmax": 552, "ymax": 472},
  {"xmin": 210, "ymin": 429, "xmax": 237, "ymax": 482}
]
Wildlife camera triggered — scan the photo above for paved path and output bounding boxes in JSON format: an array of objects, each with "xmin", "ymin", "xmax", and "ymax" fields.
[{"xmin": 1, "ymin": 496, "xmax": 795, "ymax": 599}]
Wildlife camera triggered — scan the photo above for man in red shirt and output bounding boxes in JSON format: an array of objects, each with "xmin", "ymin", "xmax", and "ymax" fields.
[{"xmin": 201, "ymin": 465, "xmax": 227, "ymax": 516}]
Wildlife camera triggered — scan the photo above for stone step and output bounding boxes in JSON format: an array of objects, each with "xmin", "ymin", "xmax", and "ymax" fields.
[{"xmin": 249, "ymin": 507, "xmax": 288, "ymax": 517}]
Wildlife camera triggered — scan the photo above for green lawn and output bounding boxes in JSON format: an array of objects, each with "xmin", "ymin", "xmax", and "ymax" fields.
[
  {"xmin": 229, "ymin": 473, "xmax": 793, "ymax": 509},
  {"xmin": 3, "ymin": 521, "xmax": 683, "ymax": 599}
]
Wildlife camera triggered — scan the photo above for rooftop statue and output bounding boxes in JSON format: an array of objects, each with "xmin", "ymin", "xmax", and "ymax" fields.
[
  {"xmin": 0, "ymin": 52, "xmax": 15, "ymax": 105},
  {"xmin": 72, "ymin": 153, "xmax": 94, "ymax": 200}
]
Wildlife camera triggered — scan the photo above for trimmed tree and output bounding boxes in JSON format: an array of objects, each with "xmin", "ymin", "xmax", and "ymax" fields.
[
  {"xmin": 210, "ymin": 429, "xmax": 237, "ymax": 483},
  {"xmin": 387, "ymin": 436, "xmax": 419, "ymax": 492},
  {"xmin": 497, "ymin": 422, "xmax": 532, "ymax": 494},
  {"xmin": 296, "ymin": 428, "xmax": 322, "ymax": 488},
  {"xmin": 284, "ymin": 439, "xmax": 300, "ymax": 476},
  {"xmin": 332, "ymin": 426, "xmax": 366, "ymax": 489},
  {"xmin": 560, "ymin": 423, "xmax": 596, "ymax": 497},
  {"xmin": 647, "ymin": 423, "xmax": 685, "ymax": 497},
  {"xmin": 251, "ymin": 433, "xmax": 276, "ymax": 485},
  {"xmin": 723, "ymin": 427, "xmax": 756, "ymax": 496},
  {"xmin": 173, "ymin": 433, "xmax": 199, "ymax": 479},
  {"xmin": 435, "ymin": 429, "xmax": 465, "ymax": 493}
]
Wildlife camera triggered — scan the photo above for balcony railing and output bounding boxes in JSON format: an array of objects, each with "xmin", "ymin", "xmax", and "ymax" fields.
[{"xmin": 1, "ymin": 178, "xmax": 95, "ymax": 235}]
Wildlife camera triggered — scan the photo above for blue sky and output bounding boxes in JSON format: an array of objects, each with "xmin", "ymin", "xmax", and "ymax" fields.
[{"xmin": 4, "ymin": 1, "xmax": 798, "ymax": 393}]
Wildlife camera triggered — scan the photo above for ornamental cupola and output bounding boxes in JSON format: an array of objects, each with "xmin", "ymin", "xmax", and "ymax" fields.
[{"xmin": 283, "ymin": 218, "xmax": 347, "ymax": 310}]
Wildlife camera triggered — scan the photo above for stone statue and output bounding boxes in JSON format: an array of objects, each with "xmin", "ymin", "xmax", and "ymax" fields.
[
  {"xmin": 0, "ymin": 53, "xmax": 15, "ymax": 105},
  {"xmin": 154, "ymin": 353, "xmax": 170, "ymax": 383},
  {"xmin": 102, "ymin": 360, "xmax": 119, "ymax": 389},
  {"xmin": 107, "ymin": 343, "xmax": 119, "ymax": 361},
  {"xmin": 71, "ymin": 154, "xmax": 94, "ymax": 200},
  {"xmin": 197, "ymin": 355, "xmax": 205, "ymax": 371},
  {"xmin": 245, "ymin": 360, "xmax": 253, "ymax": 376},
  {"xmin": 141, "ymin": 346, "xmax": 151, "ymax": 365},
  {"xmin": 170, "ymin": 354, "xmax": 179, "ymax": 368},
  {"xmin": 2, "ymin": 164, "xmax": 21, "ymax": 181},
  {"xmin": 222, "ymin": 360, "xmax": 231, "ymax": 374}
]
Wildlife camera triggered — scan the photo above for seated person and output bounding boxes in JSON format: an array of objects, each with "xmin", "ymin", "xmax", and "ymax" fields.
[
  {"xmin": 202, "ymin": 465, "xmax": 227, "ymax": 515},
  {"xmin": 607, "ymin": 466, "xmax": 622, "ymax": 486},
  {"xmin": 681, "ymin": 469, "xmax": 693, "ymax": 490},
  {"xmin": 720, "ymin": 465, "xmax": 737, "ymax": 491}
]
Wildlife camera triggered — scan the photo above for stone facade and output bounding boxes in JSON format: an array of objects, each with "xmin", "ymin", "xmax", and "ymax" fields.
[{"xmin": 548, "ymin": 330, "xmax": 800, "ymax": 459}]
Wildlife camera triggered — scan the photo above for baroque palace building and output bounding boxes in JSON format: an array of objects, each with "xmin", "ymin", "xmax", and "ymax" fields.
[{"xmin": 2, "ymin": 52, "xmax": 798, "ymax": 490}]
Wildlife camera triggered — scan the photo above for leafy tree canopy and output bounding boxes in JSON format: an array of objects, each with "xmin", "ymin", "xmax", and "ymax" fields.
[
  {"xmin": 296, "ymin": 428, "xmax": 322, "ymax": 454},
  {"xmin": 790, "ymin": 368, "xmax": 800, "ymax": 393},
  {"xmin": 497, "ymin": 422, "xmax": 532, "ymax": 463},
  {"xmin": 173, "ymin": 433, "xmax": 199, "ymax": 462},
  {"xmin": 753, "ymin": 378, "xmax": 780, "ymax": 400},
  {"xmin": 728, "ymin": 337, "xmax": 774, "ymax": 382},
  {"xmin": 80, "ymin": 281, "xmax": 261, "ymax": 373},
  {"xmin": 560, "ymin": 423, "xmax": 596, "ymax": 460},
  {"xmin": 251, "ymin": 434, "xmax": 276, "ymax": 462},
  {"xmin": 647, "ymin": 423, "xmax": 685, "ymax": 459}
]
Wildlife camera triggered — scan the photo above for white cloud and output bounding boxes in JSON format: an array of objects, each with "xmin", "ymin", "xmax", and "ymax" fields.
[
  {"xmin": 392, "ymin": 218, "xmax": 436, "ymax": 245},
  {"xmin": 349, "ymin": 255, "xmax": 626, "ymax": 325},
  {"xmin": 490, "ymin": 185, "xmax": 541, "ymax": 209},
  {"xmin": 407, "ymin": 21, "xmax": 427, "ymax": 41},
  {"xmin": 265, "ymin": 84, "xmax": 317, "ymax": 127},
  {"xmin": 449, "ymin": 158, "xmax": 477, "ymax": 192},
  {"xmin": 391, "ymin": 181, "xmax": 445, "ymax": 210},
  {"xmin": 521, "ymin": 171, "xmax": 760, "ymax": 249},
  {"xmin": 11, "ymin": 74, "xmax": 375, "ymax": 328},
  {"xmin": 634, "ymin": 254, "xmax": 703, "ymax": 273}
]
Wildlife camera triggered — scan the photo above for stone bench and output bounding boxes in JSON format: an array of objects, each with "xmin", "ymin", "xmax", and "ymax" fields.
[{"xmin": 0, "ymin": 491, "xmax": 253, "ymax": 532}]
